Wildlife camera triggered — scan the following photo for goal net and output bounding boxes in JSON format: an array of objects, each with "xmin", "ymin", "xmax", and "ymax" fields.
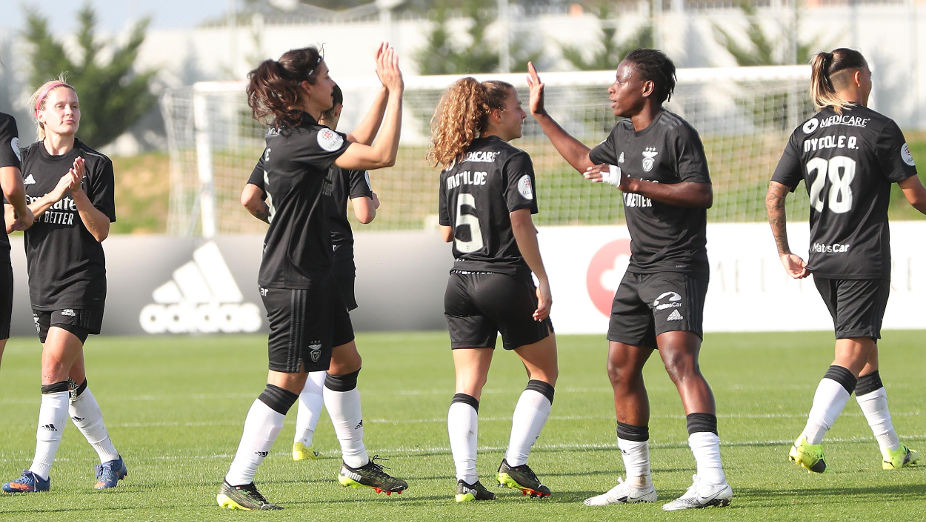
[{"xmin": 160, "ymin": 66, "xmax": 813, "ymax": 236}]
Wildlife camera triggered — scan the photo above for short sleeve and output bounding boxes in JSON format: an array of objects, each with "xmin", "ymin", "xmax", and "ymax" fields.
[
  {"xmin": 88, "ymin": 158, "xmax": 116, "ymax": 222},
  {"xmin": 503, "ymin": 151, "xmax": 538, "ymax": 214},
  {"xmin": 674, "ymin": 125, "xmax": 711, "ymax": 183},
  {"xmin": 771, "ymin": 132, "xmax": 805, "ymax": 191},
  {"xmin": 438, "ymin": 172, "xmax": 450, "ymax": 226},
  {"xmin": 877, "ymin": 120, "xmax": 917, "ymax": 183},
  {"xmin": 347, "ymin": 170, "xmax": 373, "ymax": 200},
  {"xmin": 589, "ymin": 126, "xmax": 620, "ymax": 166},
  {"xmin": 0, "ymin": 114, "xmax": 21, "ymax": 169},
  {"xmin": 292, "ymin": 127, "xmax": 350, "ymax": 172},
  {"xmin": 247, "ymin": 151, "xmax": 266, "ymax": 189}
]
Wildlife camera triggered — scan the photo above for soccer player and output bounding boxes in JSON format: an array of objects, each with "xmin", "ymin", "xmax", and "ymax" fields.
[
  {"xmin": 527, "ymin": 50, "xmax": 732, "ymax": 510},
  {"xmin": 766, "ymin": 48, "xmax": 926, "ymax": 474},
  {"xmin": 2, "ymin": 80, "xmax": 124, "ymax": 493},
  {"xmin": 431, "ymin": 77, "xmax": 557, "ymax": 502},
  {"xmin": 0, "ymin": 112, "xmax": 34, "ymax": 370},
  {"xmin": 240, "ymin": 83, "xmax": 381, "ymax": 464},
  {"xmin": 217, "ymin": 43, "xmax": 405, "ymax": 511}
]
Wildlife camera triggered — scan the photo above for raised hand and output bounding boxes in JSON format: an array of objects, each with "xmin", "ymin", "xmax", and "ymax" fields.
[
  {"xmin": 375, "ymin": 42, "xmax": 404, "ymax": 93},
  {"xmin": 526, "ymin": 61, "xmax": 546, "ymax": 116}
]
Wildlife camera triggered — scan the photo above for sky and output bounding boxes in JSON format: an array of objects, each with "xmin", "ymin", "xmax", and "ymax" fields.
[{"xmin": 6, "ymin": 0, "xmax": 233, "ymax": 34}]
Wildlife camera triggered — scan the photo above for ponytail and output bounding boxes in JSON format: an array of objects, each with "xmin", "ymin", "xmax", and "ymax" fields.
[
  {"xmin": 246, "ymin": 47, "xmax": 324, "ymax": 128},
  {"xmin": 428, "ymin": 78, "xmax": 513, "ymax": 168},
  {"xmin": 809, "ymin": 48, "xmax": 868, "ymax": 113}
]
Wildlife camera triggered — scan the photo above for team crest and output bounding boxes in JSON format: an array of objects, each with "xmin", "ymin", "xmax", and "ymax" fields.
[
  {"xmin": 517, "ymin": 175, "xmax": 534, "ymax": 200},
  {"xmin": 641, "ymin": 147, "xmax": 658, "ymax": 173},
  {"xmin": 901, "ymin": 143, "xmax": 915, "ymax": 166},
  {"xmin": 308, "ymin": 341, "xmax": 322, "ymax": 362},
  {"xmin": 317, "ymin": 128, "xmax": 344, "ymax": 152}
]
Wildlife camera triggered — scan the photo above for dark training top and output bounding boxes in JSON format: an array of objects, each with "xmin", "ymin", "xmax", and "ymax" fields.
[
  {"xmin": 252, "ymin": 112, "xmax": 350, "ymax": 288},
  {"xmin": 772, "ymin": 105, "xmax": 916, "ymax": 279},
  {"xmin": 0, "ymin": 113, "xmax": 21, "ymax": 254},
  {"xmin": 589, "ymin": 110, "xmax": 711, "ymax": 275},
  {"xmin": 438, "ymin": 136, "xmax": 538, "ymax": 277},
  {"xmin": 19, "ymin": 139, "xmax": 116, "ymax": 310},
  {"xmin": 248, "ymin": 159, "xmax": 371, "ymax": 274}
]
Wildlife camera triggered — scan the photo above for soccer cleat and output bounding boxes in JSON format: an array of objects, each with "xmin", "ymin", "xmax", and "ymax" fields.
[
  {"xmin": 292, "ymin": 442, "xmax": 320, "ymax": 461},
  {"xmin": 94, "ymin": 456, "xmax": 128, "ymax": 489},
  {"xmin": 789, "ymin": 435, "xmax": 826, "ymax": 473},
  {"xmin": 584, "ymin": 476, "xmax": 657, "ymax": 506},
  {"xmin": 2, "ymin": 470, "xmax": 50, "ymax": 493},
  {"xmin": 217, "ymin": 481, "xmax": 282, "ymax": 510},
  {"xmin": 662, "ymin": 474, "xmax": 732, "ymax": 511},
  {"xmin": 455, "ymin": 479, "xmax": 496, "ymax": 502},
  {"xmin": 882, "ymin": 445, "xmax": 920, "ymax": 470},
  {"xmin": 496, "ymin": 459, "xmax": 551, "ymax": 498},
  {"xmin": 338, "ymin": 456, "xmax": 408, "ymax": 495}
]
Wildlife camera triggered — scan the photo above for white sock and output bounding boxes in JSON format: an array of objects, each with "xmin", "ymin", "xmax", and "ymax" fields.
[
  {"xmin": 504, "ymin": 389, "xmax": 552, "ymax": 467},
  {"xmin": 448, "ymin": 401, "xmax": 479, "ymax": 484},
  {"xmin": 617, "ymin": 438, "xmax": 651, "ymax": 487},
  {"xmin": 803, "ymin": 378, "xmax": 852, "ymax": 444},
  {"xmin": 856, "ymin": 387, "xmax": 900, "ymax": 452},
  {"xmin": 324, "ymin": 386, "xmax": 368, "ymax": 468},
  {"xmin": 294, "ymin": 371, "xmax": 326, "ymax": 447},
  {"xmin": 688, "ymin": 431, "xmax": 726, "ymax": 486},
  {"xmin": 69, "ymin": 386, "xmax": 120, "ymax": 463},
  {"xmin": 224, "ymin": 399, "xmax": 285, "ymax": 486},
  {"xmin": 30, "ymin": 390, "xmax": 70, "ymax": 480}
]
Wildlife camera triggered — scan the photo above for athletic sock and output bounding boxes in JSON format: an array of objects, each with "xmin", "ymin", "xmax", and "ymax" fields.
[
  {"xmin": 803, "ymin": 365, "xmax": 856, "ymax": 445},
  {"xmin": 294, "ymin": 371, "xmax": 326, "ymax": 447},
  {"xmin": 224, "ymin": 384, "xmax": 296, "ymax": 486},
  {"xmin": 30, "ymin": 383, "xmax": 70, "ymax": 480},
  {"xmin": 616, "ymin": 422, "xmax": 651, "ymax": 488},
  {"xmin": 686, "ymin": 413, "xmax": 726, "ymax": 486},
  {"xmin": 855, "ymin": 372, "xmax": 900, "ymax": 452},
  {"xmin": 448, "ymin": 393, "xmax": 479, "ymax": 484},
  {"xmin": 504, "ymin": 380, "xmax": 554, "ymax": 467},
  {"xmin": 324, "ymin": 371, "xmax": 368, "ymax": 468},
  {"xmin": 68, "ymin": 380, "xmax": 120, "ymax": 463}
]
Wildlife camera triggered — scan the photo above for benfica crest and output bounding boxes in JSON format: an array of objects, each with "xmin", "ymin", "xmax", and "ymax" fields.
[{"xmin": 642, "ymin": 147, "xmax": 658, "ymax": 173}]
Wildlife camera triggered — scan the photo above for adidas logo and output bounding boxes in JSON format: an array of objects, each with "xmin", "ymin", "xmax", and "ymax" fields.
[
  {"xmin": 667, "ymin": 309, "xmax": 684, "ymax": 321},
  {"xmin": 138, "ymin": 242, "xmax": 262, "ymax": 334},
  {"xmin": 40, "ymin": 424, "xmax": 58, "ymax": 432},
  {"xmin": 23, "ymin": 173, "xmax": 36, "ymax": 185}
]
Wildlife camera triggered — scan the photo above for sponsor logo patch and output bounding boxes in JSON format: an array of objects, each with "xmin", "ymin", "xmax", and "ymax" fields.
[
  {"xmin": 317, "ymin": 128, "xmax": 344, "ymax": 152},
  {"xmin": 802, "ymin": 118, "xmax": 819, "ymax": 134},
  {"xmin": 10, "ymin": 137, "xmax": 21, "ymax": 161},
  {"xmin": 517, "ymin": 175, "xmax": 534, "ymax": 200},
  {"xmin": 901, "ymin": 143, "xmax": 915, "ymax": 166}
]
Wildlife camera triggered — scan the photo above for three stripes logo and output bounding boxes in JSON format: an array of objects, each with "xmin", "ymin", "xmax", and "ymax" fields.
[{"xmin": 138, "ymin": 242, "xmax": 262, "ymax": 334}]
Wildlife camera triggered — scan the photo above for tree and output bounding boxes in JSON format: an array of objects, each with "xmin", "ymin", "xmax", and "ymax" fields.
[
  {"xmin": 415, "ymin": 0, "xmax": 498, "ymax": 75},
  {"xmin": 712, "ymin": 1, "xmax": 818, "ymax": 66},
  {"xmin": 24, "ymin": 4, "xmax": 158, "ymax": 148},
  {"xmin": 560, "ymin": 3, "xmax": 653, "ymax": 71}
]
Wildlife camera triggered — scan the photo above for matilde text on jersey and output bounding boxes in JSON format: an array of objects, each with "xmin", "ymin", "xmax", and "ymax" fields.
[
  {"xmin": 27, "ymin": 194, "xmax": 76, "ymax": 225},
  {"xmin": 445, "ymin": 170, "xmax": 488, "ymax": 190}
]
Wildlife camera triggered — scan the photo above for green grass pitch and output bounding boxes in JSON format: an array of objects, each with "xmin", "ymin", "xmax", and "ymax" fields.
[{"xmin": 1, "ymin": 330, "xmax": 924, "ymax": 520}]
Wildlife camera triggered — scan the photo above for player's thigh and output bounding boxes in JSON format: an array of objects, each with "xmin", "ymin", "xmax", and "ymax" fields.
[
  {"xmin": 469, "ymin": 273, "xmax": 551, "ymax": 351},
  {"xmin": 444, "ymin": 272, "xmax": 498, "ymax": 350},
  {"xmin": 640, "ymin": 272, "xmax": 707, "ymax": 340},
  {"xmin": 261, "ymin": 283, "xmax": 333, "ymax": 374},
  {"xmin": 608, "ymin": 272, "xmax": 656, "ymax": 349},
  {"xmin": 0, "ymin": 260, "xmax": 11, "ymax": 341},
  {"xmin": 814, "ymin": 277, "xmax": 889, "ymax": 340}
]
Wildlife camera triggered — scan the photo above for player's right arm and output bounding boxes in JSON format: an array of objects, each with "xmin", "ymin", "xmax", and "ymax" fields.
[
  {"xmin": 766, "ymin": 180, "xmax": 808, "ymax": 279},
  {"xmin": 898, "ymin": 175, "xmax": 926, "ymax": 215},
  {"xmin": 510, "ymin": 208, "xmax": 551, "ymax": 321},
  {"xmin": 526, "ymin": 62, "xmax": 594, "ymax": 174},
  {"xmin": 1, "ymin": 166, "xmax": 32, "ymax": 232},
  {"xmin": 241, "ymin": 183, "xmax": 270, "ymax": 223},
  {"xmin": 335, "ymin": 44, "xmax": 403, "ymax": 171}
]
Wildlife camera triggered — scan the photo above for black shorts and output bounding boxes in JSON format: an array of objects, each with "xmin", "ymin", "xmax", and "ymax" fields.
[
  {"xmin": 0, "ymin": 258, "xmax": 11, "ymax": 340},
  {"xmin": 333, "ymin": 269, "xmax": 358, "ymax": 312},
  {"xmin": 261, "ymin": 282, "xmax": 335, "ymax": 373},
  {"xmin": 813, "ymin": 277, "xmax": 889, "ymax": 340},
  {"xmin": 607, "ymin": 271, "xmax": 708, "ymax": 349},
  {"xmin": 444, "ymin": 270, "xmax": 552, "ymax": 350},
  {"xmin": 33, "ymin": 308, "xmax": 104, "ymax": 344}
]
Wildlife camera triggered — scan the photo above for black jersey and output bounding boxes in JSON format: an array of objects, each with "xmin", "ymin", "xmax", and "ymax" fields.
[
  {"xmin": 20, "ymin": 139, "xmax": 116, "ymax": 310},
  {"xmin": 772, "ymin": 105, "xmax": 916, "ymax": 279},
  {"xmin": 438, "ymin": 136, "xmax": 538, "ymax": 277},
  {"xmin": 246, "ymin": 159, "xmax": 369, "ymax": 273},
  {"xmin": 255, "ymin": 113, "xmax": 349, "ymax": 288},
  {"xmin": 0, "ymin": 113, "xmax": 22, "ymax": 254},
  {"xmin": 589, "ymin": 110, "xmax": 711, "ymax": 274},
  {"xmin": 328, "ymin": 166, "xmax": 372, "ymax": 270}
]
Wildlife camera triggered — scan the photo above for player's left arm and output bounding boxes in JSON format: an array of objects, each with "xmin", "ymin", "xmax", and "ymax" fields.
[
  {"xmin": 511, "ymin": 208, "xmax": 551, "ymax": 321},
  {"xmin": 621, "ymin": 176, "xmax": 712, "ymax": 208},
  {"xmin": 898, "ymin": 175, "xmax": 926, "ymax": 215},
  {"xmin": 71, "ymin": 156, "xmax": 112, "ymax": 242},
  {"xmin": 241, "ymin": 183, "xmax": 270, "ymax": 223},
  {"xmin": 440, "ymin": 225, "xmax": 453, "ymax": 242},
  {"xmin": 350, "ymin": 193, "xmax": 378, "ymax": 224}
]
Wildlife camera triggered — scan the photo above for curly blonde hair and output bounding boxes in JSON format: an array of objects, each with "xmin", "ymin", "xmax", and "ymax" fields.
[{"xmin": 428, "ymin": 78, "xmax": 512, "ymax": 168}]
